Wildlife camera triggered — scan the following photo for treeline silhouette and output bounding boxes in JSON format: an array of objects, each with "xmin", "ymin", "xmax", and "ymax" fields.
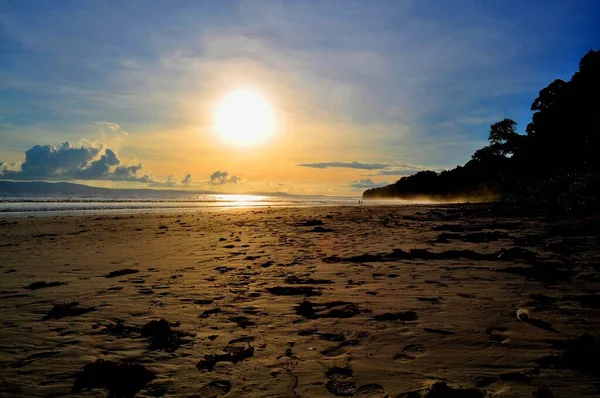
[{"xmin": 363, "ymin": 49, "xmax": 600, "ymax": 210}]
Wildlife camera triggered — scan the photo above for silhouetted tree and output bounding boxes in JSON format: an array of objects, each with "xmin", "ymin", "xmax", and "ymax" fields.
[{"xmin": 364, "ymin": 49, "xmax": 600, "ymax": 210}]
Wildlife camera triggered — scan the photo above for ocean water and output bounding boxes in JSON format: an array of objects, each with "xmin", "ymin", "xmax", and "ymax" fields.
[
  {"xmin": 0, "ymin": 181, "xmax": 431, "ymax": 217},
  {"xmin": 0, "ymin": 191, "xmax": 366, "ymax": 217}
]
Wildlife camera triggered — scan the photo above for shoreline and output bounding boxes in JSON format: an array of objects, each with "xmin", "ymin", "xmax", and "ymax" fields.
[{"xmin": 0, "ymin": 201, "xmax": 468, "ymax": 219}]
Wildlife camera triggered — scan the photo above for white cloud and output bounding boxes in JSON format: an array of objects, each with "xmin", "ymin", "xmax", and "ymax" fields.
[{"xmin": 94, "ymin": 121, "xmax": 129, "ymax": 136}]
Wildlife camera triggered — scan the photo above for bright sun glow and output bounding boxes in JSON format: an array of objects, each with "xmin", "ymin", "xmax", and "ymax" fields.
[{"xmin": 214, "ymin": 89, "xmax": 276, "ymax": 146}]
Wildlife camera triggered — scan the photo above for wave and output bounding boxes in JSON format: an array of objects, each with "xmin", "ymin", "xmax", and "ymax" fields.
[{"xmin": 0, "ymin": 196, "xmax": 359, "ymax": 216}]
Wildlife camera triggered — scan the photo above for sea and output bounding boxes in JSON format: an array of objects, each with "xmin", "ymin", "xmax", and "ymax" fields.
[{"xmin": 0, "ymin": 182, "xmax": 415, "ymax": 218}]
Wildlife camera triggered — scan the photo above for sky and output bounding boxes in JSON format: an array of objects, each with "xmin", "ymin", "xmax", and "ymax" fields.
[{"xmin": 0, "ymin": 0, "xmax": 598, "ymax": 195}]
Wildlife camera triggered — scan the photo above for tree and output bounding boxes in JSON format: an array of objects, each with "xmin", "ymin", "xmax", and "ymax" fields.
[
  {"xmin": 523, "ymin": 50, "xmax": 600, "ymax": 175},
  {"xmin": 364, "ymin": 49, "xmax": 600, "ymax": 209},
  {"xmin": 489, "ymin": 119, "xmax": 517, "ymax": 146}
]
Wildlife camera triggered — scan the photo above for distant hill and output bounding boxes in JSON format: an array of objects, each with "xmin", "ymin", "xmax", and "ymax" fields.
[
  {"xmin": 0, "ymin": 180, "xmax": 305, "ymax": 199},
  {"xmin": 0, "ymin": 180, "xmax": 217, "ymax": 197}
]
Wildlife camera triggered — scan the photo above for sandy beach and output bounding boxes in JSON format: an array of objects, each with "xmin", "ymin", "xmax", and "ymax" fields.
[{"xmin": 1, "ymin": 204, "xmax": 599, "ymax": 397}]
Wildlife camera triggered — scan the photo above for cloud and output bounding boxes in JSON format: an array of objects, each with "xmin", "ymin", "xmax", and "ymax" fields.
[
  {"xmin": 94, "ymin": 121, "xmax": 129, "ymax": 136},
  {"xmin": 0, "ymin": 161, "xmax": 20, "ymax": 173},
  {"xmin": 110, "ymin": 163, "xmax": 147, "ymax": 182},
  {"xmin": 1, "ymin": 141, "xmax": 241, "ymax": 190},
  {"xmin": 149, "ymin": 175, "xmax": 176, "ymax": 187},
  {"xmin": 298, "ymin": 161, "xmax": 437, "ymax": 177},
  {"xmin": 73, "ymin": 148, "xmax": 119, "ymax": 179},
  {"xmin": 209, "ymin": 170, "xmax": 240, "ymax": 185},
  {"xmin": 298, "ymin": 161, "xmax": 390, "ymax": 170},
  {"xmin": 1, "ymin": 141, "xmax": 101, "ymax": 180},
  {"xmin": 0, "ymin": 141, "xmax": 149, "ymax": 182},
  {"xmin": 348, "ymin": 179, "xmax": 389, "ymax": 190},
  {"xmin": 147, "ymin": 174, "xmax": 198, "ymax": 188},
  {"xmin": 368, "ymin": 165, "xmax": 449, "ymax": 176},
  {"xmin": 372, "ymin": 169, "xmax": 419, "ymax": 176}
]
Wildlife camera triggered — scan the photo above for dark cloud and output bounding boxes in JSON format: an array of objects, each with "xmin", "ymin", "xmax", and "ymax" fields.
[
  {"xmin": 371, "ymin": 169, "xmax": 419, "ymax": 176},
  {"xmin": 348, "ymin": 178, "xmax": 390, "ymax": 190},
  {"xmin": 297, "ymin": 161, "xmax": 429, "ymax": 172},
  {"xmin": 369, "ymin": 166, "xmax": 446, "ymax": 176},
  {"xmin": 182, "ymin": 174, "xmax": 192, "ymax": 184},
  {"xmin": 0, "ymin": 141, "xmax": 149, "ymax": 182},
  {"xmin": 73, "ymin": 148, "xmax": 119, "ymax": 179},
  {"xmin": 111, "ymin": 164, "xmax": 148, "ymax": 182},
  {"xmin": 209, "ymin": 170, "xmax": 240, "ymax": 185},
  {"xmin": 1, "ymin": 141, "xmax": 100, "ymax": 180},
  {"xmin": 297, "ymin": 161, "xmax": 389, "ymax": 170}
]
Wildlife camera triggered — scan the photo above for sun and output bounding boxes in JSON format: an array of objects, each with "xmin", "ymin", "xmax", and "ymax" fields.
[{"xmin": 214, "ymin": 89, "xmax": 276, "ymax": 146}]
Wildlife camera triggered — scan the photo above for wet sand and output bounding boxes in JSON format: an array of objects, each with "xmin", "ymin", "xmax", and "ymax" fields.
[{"xmin": 1, "ymin": 204, "xmax": 599, "ymax": 397}]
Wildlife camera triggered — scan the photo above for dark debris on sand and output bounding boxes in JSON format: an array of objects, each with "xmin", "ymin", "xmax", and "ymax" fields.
[
  {"xmin": 140, "ymin": 319, "xmax": 194, "ymax": 351},
  {"xmin": 106, "ymin": 268, "xmax": 140, "ymax": 278},
  {"xmin": 496, "ymin": 247, "xmax": 538, "ymax": 262},
  {"xmin": 266, "ymin": 286, "xmax": 322, "ymax": 296},
  {"xmin": 434, "ymin": 231, "xmax": 511, "ymax": 243},
  {"xmin": 534, "ymin": 386, "xmax": 555, "ymax": 398},
  {"xmin": 399, "ymin": 381, "xmax": 485, "ymax": 398},
  {"xmin": 341, "ymin": 249, "xmax": 489, "ymax": 263},
  {"xmin": 94, "ymin": 320, "xmax": 139, "ymax": 337},
  {"xmin": 499, "ymin": 371, "xmax": 531, "ymax": 384},
  {"xmin": 196, "ymin": 345, "xmax": 254, "ymax": 371},
  {"xmin": 373, "ymin": 311, "xmax": 419, "ymax": 322},
  {"xmin": 296, "ymin": 219, "xmax": 324, "ymax": 227},
  {"xmin": 71, "ymin": 359, "xmax": 155, "ymax": 397},
  {"xmin": 424, "ymin": 327, "xmax": 455, "ymax": 335},
  {"xmin": 335, "ymin": 247, "xmax": 542, "ymax": 264},
  {"xmin": 497, "ymin": 263, "xmax": 571, "ymax": 284},
  {"xmin": 285, "ymin": 275, "xmax": 334, "ymax": 285},
  {"xmin": 199, "ymin": 308, "xmax": 222, "ymax": 318},
  {"xmin": 94, "ymin": 319, "xmax": 194, "ymax": 350},
  {"xmin": 537, "ymin": 333, "xmax": 600, "ymax": 377},
  {"xmin": 319, "ymin": 333, "xmax": 346, "ymax": 342},
  {"xmin": 563, "ymin": 294, "xmax": 600, "ymax": 308},
  {"xmin": 24, "ymin": 281, "xmax": 67, "ymax": 290},
  {"xmin": 43, "ymin": 302, "xmax": 96, "ymax": 320},
  {"xmin": 228, "ymin": 315, "xmax": 256, "ymax": 328},
  {"xmin": 311, "ymin": 226, "xmax": 334, "ymax": 233},
  {"xmin": 296, "ymin": 300, "xmax": 361, "ymax": 319},
  {"xmin": 424, "ymin": 382, "xmax": 485, "ymax": 398}
]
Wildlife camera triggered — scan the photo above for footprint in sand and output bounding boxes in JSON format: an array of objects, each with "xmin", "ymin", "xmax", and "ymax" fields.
[
  {"xmin": 403, "ymin": 343, "xmax": 427, "ymax": 357},
  {"xmin": 486, "ymin": 327, "xmax": 510, "ymax": 344},
  {"xmin": 321, "ymin": 339, "xmax": 360, "ymax": 357},
  {"xmin": 394, "ymin": 343, "xmax": 428, "ymax": 362},
  {"xmin": 353, "ymin": 383, "xmax": 387, "ymax": 397},
  {"xmin": 324, "ymin": 367, "xmax": 386, "ymax": 397},
  {"xmin": 319, "ymin": 333, "xmax": 346, "ymax": 342},
  {"xmin": 325, "ymin": 367, "xmax": 356, "ymax": 396},
  {"xmin": 197, "ymin": 380, "xmax": 232, "ymax": 397}
]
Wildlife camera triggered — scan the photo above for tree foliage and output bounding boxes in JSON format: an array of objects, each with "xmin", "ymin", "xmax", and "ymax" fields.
[{"xmin": 363, "ymin": 49, "xmax": 600, "ymax": 210}]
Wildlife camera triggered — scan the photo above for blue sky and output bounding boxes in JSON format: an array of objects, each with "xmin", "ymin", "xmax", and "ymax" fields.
[{"xmin": 0, "ymin": 0, "xmax": 598, "ymax": 194}]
